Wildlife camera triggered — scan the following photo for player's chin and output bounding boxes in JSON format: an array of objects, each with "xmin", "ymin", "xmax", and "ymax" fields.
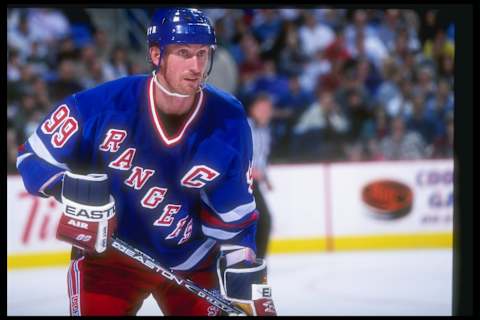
[{"xmin": 181, "ymin": 82, "xmax": 200, "ymax": 94}]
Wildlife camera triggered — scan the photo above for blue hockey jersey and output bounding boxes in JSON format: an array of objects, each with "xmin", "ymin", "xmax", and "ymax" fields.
[{"xmin": 17, "ymin": 75, "xmax": 258, "ymax": 271}]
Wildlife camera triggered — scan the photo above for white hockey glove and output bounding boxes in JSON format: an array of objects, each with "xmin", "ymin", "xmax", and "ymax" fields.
[
  {"xmin": 56, "ymin": 171, "xmax": 117, "ymax": 254},
  {"xmin": 217, "ymin": 247, "xmax": 277, "ymax": 316}
]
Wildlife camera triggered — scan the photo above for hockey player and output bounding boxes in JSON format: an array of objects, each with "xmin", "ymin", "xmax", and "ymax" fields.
[{"xmin": 17, "ymin": 8, "xmax": 276, "ymax": 316}]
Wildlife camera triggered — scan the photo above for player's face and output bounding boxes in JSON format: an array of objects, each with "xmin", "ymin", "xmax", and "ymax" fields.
[
  {"xmin": 251, "ymin": 100, "xmax": 273, "ymax": 126},
  {"xmin": 161, "ymin": 44, "xmax": 211, "ymax": 95}
]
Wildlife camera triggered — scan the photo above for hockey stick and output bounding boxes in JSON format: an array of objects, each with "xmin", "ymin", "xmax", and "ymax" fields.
[{"xmin": 110, "ymin": 235, "xmax": 246, "ymax": 316}]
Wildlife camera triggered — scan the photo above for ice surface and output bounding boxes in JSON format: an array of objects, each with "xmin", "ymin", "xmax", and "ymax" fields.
[{"xmin": 7, "ymin": 249, "xmax": 452, "ymax": 316}]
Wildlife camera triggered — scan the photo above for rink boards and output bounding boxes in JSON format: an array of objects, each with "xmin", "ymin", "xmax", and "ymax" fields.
[{"xmin": 7, "ymin": 159, "xmax": 453, "ymax": 269}]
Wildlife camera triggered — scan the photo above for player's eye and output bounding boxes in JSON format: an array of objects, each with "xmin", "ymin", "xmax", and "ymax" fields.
[
  {"xmin": 197, "ymin": 50, "xmax": 208, "ymax": 58},
  {"xmin": 177, "ymin": 49, "xmax": 191, "ymax": 58}
]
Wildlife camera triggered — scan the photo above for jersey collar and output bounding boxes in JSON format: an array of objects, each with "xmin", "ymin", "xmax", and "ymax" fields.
[{"xmin": 148, "ymin": 77, "xmax": 204, "ymax": 147}]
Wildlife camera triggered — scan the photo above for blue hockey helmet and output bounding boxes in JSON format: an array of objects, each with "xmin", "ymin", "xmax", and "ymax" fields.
[{"xmin": 147, "ymin": 8, "xmax": 216, "ymax": 66}]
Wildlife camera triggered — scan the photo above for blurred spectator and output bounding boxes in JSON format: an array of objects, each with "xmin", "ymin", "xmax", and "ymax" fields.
[
  {"xmin": 103, "ymin": 45, "xmax": 130, "ymax": 80},
  {"xmin": 249, "ymin": 59, "xmax": 289, "ymax": 105},
  {"xmin": 272, "ymin": 21, "xmax": 309, "ymax": 76},
  {"xmin": 344, "ymin": 140, "xmax": 366, "ymax": 161},
  {"xmin": 24, "ymin": 110, "xmax": 44, "ymax": 138},
  {"xmin": 128, "ymin": 62, "xmax": 148, "ymax": 75},
  {"xmin": 8, "ymin": 64, "xmax": 37, "ymax": 104},
  {"xmin": 401, "ymin": 10, "xmax": 422, "ymax": 50},
  {"xmin": 236, "ymin": 33, "xmax": 266, "ymax": 103},
  {"xmin": 423, "ymin": 29, "xmax": 454, "ymax": 68},
  {"xmin": 7, "ymin": 125, "xmax": 20, "ymax": 173},
  {"xmin": 277, "ymin": 75, "xmax": 315, "ymax": 117},
  {"xmin": 418, "ymin": 10, "xmax": 439, "ymax": 45},
  {"xmin": 426, "ymin": 78, "xmax": 453, "ymax": 113},
  {"xmin": 365, "ymin": 137, "xmax": 385, "ymax": 161},
  {"xmin": 19, "ymin": 57, "xmax": 35, "ymax": 86},
  {"xmin": 314, "ymin": 8, "xmax": 347, "ymax": 30},
  {"xmin": 343, "ymin": 88, "xmax": 372, "ymax": 143},
  {"xmin": 323, "ymin": 27, "xmax": 352, "ymax": 64},
  {"xmin": 376, "ymin": 9, "xmax": 403, "ymax": 52},
  {"xmin": 292, "ymin": 90, "xmax": 349, "ymax": 161},
  {"xmin": 371, "ymin": 104, "xmax": 390, "ymax": 140},
  {"xmin": 227, "ymin": 13, "xmax": 250, "ymax": 63},
  {"xmin": 13, "ymin": 92, "xmax": 39, "ymax": 143},
  {"xmin": 30, "ymin": 75, "xmax": 52, "ymax": 111},
  {"xmin": 56, "ymin": 36, "xmax": 79, "ymax": 63},
  {"xmin": 77, "ymin": 44, "xmax": 100, "ymax": 88},
  {"xmin": 26, "ymin": 41, "xmax": 50, "ymax": 75},
  {"xmin": 399, "ymin": 51, "xmax": 418, "ymax": 82},
  {"xmin": 345, "ymin": 9, "xmax": 378, "ymax": 44},
  {"xmin": 430, "ymin": 111, "xmax": 453, "ymax": 158},
  {"xmin": 415, "ymin": 65, "xmax": 436, "ymax": 103},
  {"xmin": 378, "ymin": 10, "xmax": 421, "ymax": 53},
  {"xmin": 49, "ymin": 59, "xmax": 84, "ymax": 103},
  {"xmin": 81, "ymin": 59, "xmax": 110, "ymax": 88},
  {"xmin": 355, "ymin": 57, "xmax": 383, "ymax": 98},
  {"xmin": 345, "ymin": 10, "xmax": 388, "ymax": 69},
  {"xmin": 7, "ymin": 49, "xmax": 23, "ymax": 82},
  {"xmin": 317, "ymin": 28, "xmax": 353, "ymax": 94},
  {"xmin": 437, "ymin": 54, "xmax": 454, "ymax": 85},
  {"xmin": 77, "ymin": 43, "xmax": 121, "ymax": 88},
  {"xmin": 7, "ymin": 10, "xmax": 43, "ymax": 61},
  {"xmin": 251, "ymin": 9, "xmax": 283, "ymax": 53},
  {"xmin": 334, "ymin": 59, "xmax": 371, "ymax": 111},
  {"xmin": 272, "ymin": 75, "xmax": 315, "ymax": 156},
  {"xmin": 247, "ymin": 93, "xmax": 274, "ymax": 259},
  {"xmin": 391, "ymin": 28, "xmax": 417, "ymax": 70},
  {"xmin": 425, "ymin": 78, "xmax": 454, "ymax": 137},
  {"xmin": 208, "ymin": 46, "xmax": 239, "ymax": 94},
  {"xmin": 78, "ymin": 44, "xmax": 99, "ymax": 78},
  {"xmin": 237, "ymin": 32, "xmax": 264, "ymax": 82},
  {"xmin": 211, "ymin": 15, "xmax": 236, "ymax": 48},
  {"xmin": 406, "ymin": 92, "xmax": 437, "ymax": 144},
  {"xmin": 384, "ymin": 76, "xmax": 414, "ymax": 118},
  {"xmin": 60, "ymin": 8, "xmax": 96, "ymax": 48},
  {"xmin": 298, "ymin": 11, "xmax": 335, "ymax": 58},
  {"xmin": 375, "ymin": 57, "xmax": 401, "ymax": 105},
  {"xmin": 299, "ymin": 49, "xmax": 331, "ymax": 94},
  {"xmin": 347, "ymin": 27, "xmax": 388, "ymax": 70},
  {"xmin": 361, "ymin": 104, "xmax": 390, "ymax": 161},
  {"xmin": 93, "ymin": 29, "xmax": 112, "ymax": 62},
  {"xmin": 27, "ymin": 9, "xmax": 71, "ymax": 45},
  {"xmin": 241, "ymin": 9, "xmax": 255, "ymax": 26},
  {"xmin": 379, "ymin": 115, "xmax": 426, "ymax": 160}
]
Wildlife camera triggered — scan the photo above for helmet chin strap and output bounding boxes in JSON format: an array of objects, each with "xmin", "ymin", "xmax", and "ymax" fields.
[{"xmin": 152, "ymin": 70, "xmax": 193, "ymax": 98}]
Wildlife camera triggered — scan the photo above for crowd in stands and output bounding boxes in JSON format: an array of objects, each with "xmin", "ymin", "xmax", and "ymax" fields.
[{"xmin": 7, "ymin": 8, "xmax": 455, "ymax": 173}]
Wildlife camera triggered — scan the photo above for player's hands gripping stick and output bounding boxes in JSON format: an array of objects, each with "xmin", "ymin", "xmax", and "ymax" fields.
[
  {"xmin": 217, "ymin": 247, "xmax": 277, "ymax": 316},
  {"xmin": 56, "ymin": 172, "xmax": 117, "ymax": 253}
]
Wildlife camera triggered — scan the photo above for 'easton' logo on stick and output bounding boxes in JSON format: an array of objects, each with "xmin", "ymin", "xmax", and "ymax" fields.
[{"xmin": 111, "ymin": 237, "xmax": 246, "ymax": 315}]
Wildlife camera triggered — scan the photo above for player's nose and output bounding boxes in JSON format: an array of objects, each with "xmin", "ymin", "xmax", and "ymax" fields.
[{"xmin": 188, "ymin": 56, "xmax": 203, "ymax": 76}]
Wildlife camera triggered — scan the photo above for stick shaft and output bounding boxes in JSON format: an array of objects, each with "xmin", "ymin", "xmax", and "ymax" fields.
[{"xmin": 110, "ymin": 236, "xmax": 245, "ymax": 315}]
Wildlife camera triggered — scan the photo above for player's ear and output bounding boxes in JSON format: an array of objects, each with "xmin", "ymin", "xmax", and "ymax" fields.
[{"xmin": 149, "ymin": 46, "xmax": 161, "ymax": 68}]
